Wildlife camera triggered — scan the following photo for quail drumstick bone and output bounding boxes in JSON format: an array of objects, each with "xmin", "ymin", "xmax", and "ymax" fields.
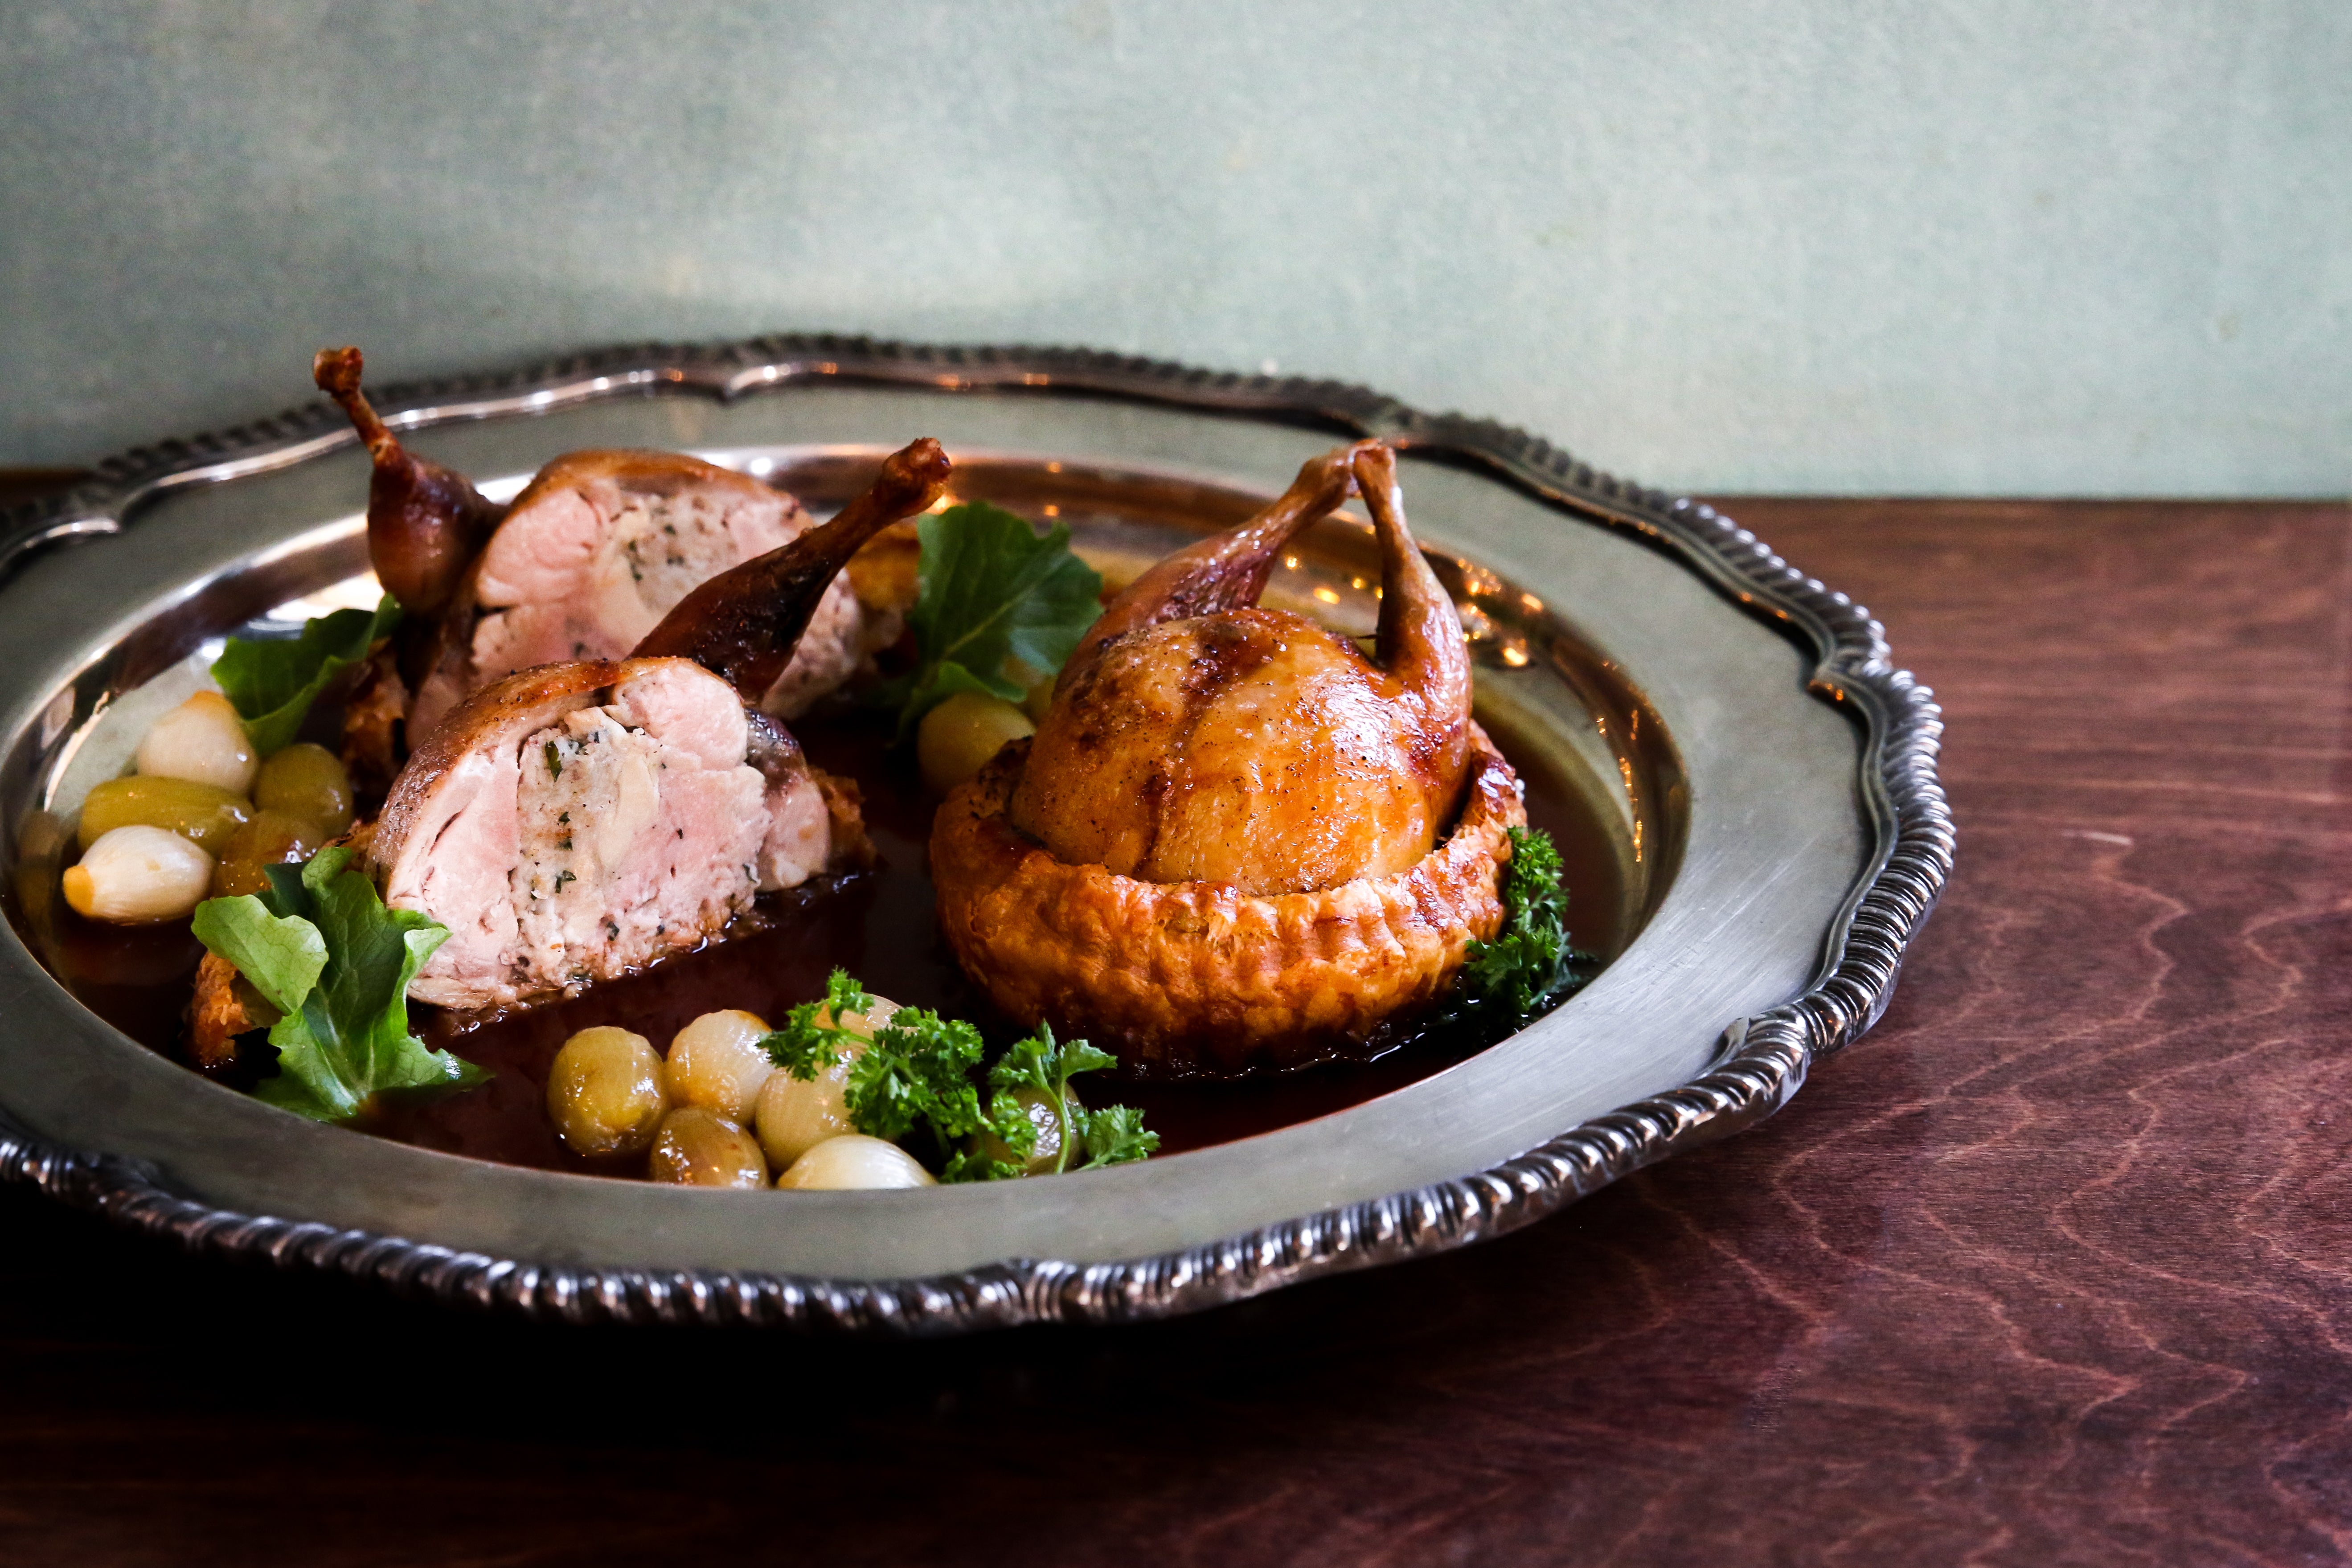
[
  {"xmin": 1054, "ymin": 442, "xmax": 1368, "ymax": 698},
  {"xmin": 1354, "ymin": 441, "xmax": 1474, "ymax": 813},
  {"xmin": 312, "ymin": 347, "xmax": 502, "ymax": 620},
  {"xmin": 631, "ymin": 438, "xmax": 951, "ymax": 700}
]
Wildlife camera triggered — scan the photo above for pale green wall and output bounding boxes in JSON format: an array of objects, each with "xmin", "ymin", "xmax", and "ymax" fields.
[{"xmin": 3, "ymin": 0, "xmax": 2345, "ymax": 495}]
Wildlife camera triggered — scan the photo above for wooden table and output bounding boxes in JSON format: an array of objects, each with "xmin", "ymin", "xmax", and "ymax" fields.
[{"xmin": 2, "ymin": 490, "xmax": 2346, "ymax": 1565}]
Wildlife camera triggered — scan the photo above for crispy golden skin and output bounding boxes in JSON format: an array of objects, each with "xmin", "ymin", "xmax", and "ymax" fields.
[
  {"xmin": 188, "ymin": 951, "xmax": 274, "ymax": 1071},
  {"xmin": 1009, "ymin": 443, "xmax": 1473, "ymax": 899},
  {"xmin": 338, "ymin": 640, "xmax": 410, "ymax": 807},
  {"xmin": 1010, "ymin": 608, "xmax": 1451, "ymax": 895},
  {"xmin": 188, "ymin": 951, "xmax": 252, "ymax": 1069},
  {"xmin": 934, "ymin": 727, "xmax": 1525, "ymax": 1077}
]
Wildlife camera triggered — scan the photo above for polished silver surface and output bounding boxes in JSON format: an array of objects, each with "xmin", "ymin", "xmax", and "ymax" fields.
[{"xmin": 0, "ymin": 338, "xmax": 1950, "ymax": 1331}]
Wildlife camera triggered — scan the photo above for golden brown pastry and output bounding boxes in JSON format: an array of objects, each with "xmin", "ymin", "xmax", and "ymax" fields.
[
  {"xmin": 188, "ymin": 950, "xmax": 269, "ymax": 1070},
  {"xmin": 933, "ymin": 442, "xmax": 1526, "ymax": 1076}
]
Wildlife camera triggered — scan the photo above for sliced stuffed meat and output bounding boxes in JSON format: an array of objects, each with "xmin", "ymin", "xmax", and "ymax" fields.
[
  {"xmin": 350, "ymin": 436, "xmax": 951, "ymax": 1013},
  {"xmin": 367, "ymin": 657, "xmax": 859, "ymax": 1011}
]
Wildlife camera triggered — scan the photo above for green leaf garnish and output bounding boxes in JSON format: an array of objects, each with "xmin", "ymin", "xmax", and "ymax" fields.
[
  {"xmin": 211, "ymin": 596, "xmax": 402, "ymax": 756},
  {"xmin": 761, "ymin": 970, "xmax": 1153, "ymax": 1180},
  {"xmin": 190, "ymin": 846, "xmax": 487, "ymax": 1122},
  {"xmin": 1459, "ymin": 826, "xmax": 1591, "ymax": 1019},
  {"xmin": 987, "ymin": 1022, "xmax": 1152, "ymax": 1173},
  {"xmin": 878, "ymin": 501, "xmax": 1101, "ymax": 736},
  {"xmin": 1071, "ymin": 1102, "xmax": 1158, "ymax": 1169},
  {"xmin": 189, "ymin": 895, "xmax": 324, "ymax": 1016}
]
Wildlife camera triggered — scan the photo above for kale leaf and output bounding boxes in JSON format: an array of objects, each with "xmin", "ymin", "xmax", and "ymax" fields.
[
  {"xmin": 189, "ymin": 846, "xmax": 487, "ymax": 1122},
  {"xmin": 211, "ymin": 596, "xmax": 401, "ymax": 756},
  {"xmin": 878, "ymin": 501, "xmax": 1101, "ymax": 736}
]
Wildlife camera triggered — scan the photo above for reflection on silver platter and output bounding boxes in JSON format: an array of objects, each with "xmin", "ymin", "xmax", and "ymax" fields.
[{"xmin": 0, "ymin": 339, "xmax": 1951, "ymax": 1333}]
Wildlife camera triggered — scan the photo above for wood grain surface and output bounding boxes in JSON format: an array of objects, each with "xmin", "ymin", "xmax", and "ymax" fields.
[{"xmin": 1, "ymin": 493, "xmax": 2347, "ymax": 1566}]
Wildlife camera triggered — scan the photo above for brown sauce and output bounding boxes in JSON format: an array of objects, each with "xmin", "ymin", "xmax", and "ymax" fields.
[{"xmin": 22, "ymin": 713, "xmax": 1628, "ymax": 1171}]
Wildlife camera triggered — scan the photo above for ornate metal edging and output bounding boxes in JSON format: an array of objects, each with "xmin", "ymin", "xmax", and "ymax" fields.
[
  {"xmin": 0, "ymin": 336, "xmax": 1953, "ymax": 1332},
  {"xmin": 0, "ymin": 1015, "xmax": 1811, "ymax": 1332}
]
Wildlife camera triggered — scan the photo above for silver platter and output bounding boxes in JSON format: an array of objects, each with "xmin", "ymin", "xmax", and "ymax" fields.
[{"xmin": 0, "ymin": 339, "xmax": 1951, "ymax": 1332}]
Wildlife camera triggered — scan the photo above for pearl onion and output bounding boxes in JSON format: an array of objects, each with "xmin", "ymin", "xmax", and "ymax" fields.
[
  {"xmin": 664, "ymin": 1009, "xmax": 776, "ymax": 1125},
  {"xmin": 916, "ymin": 691, "xmax": 1034, "ymax": 795},
  {"xmin": 775, "ymin": 1134, "xmax": 936, "ymax": 1191},
  {"xmin": 754, "ymin": 999, "xmax": 894, "ymax": 1170},
  {"xmin": 647, "ymin": 1107, "xmax": 768, "ymax": 1188},
  {"xmin": 253, "ymin": 742, "xmax": 355, "ymax": 836},
  {"xmin": 62, "ymin": 825, "xmax": 215, "ymax": 923},
  {"xmin": 545, "ymin": 1027, "xmax": 669, "ymax": 1158},
  {"xmin": 136, "ymin": 692, "xmax": 258, "ymax": 794},
  {"xmin": 977, "ymin": 1086, "xmax": 1077, "ymax": 1176},
  {"xmin": 76, "ymin": 774, "xmax": 251, "ymax": 857}
]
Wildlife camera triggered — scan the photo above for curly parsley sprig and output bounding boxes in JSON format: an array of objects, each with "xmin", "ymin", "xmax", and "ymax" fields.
[
  {"xmin": 760, "ymin": 970, "xmax": 1155, "ymax": 1182},
  {"xmin": 1452, "ymin": 827, "xmax": 1594, "ymax": 1030},
  {"xmin": 989, "ymin": 1022, "xmax": 1160, "ymax": 1174}
]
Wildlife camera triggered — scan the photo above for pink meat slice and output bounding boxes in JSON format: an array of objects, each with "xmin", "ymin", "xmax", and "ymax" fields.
[
  {"xmin": 407, "ymin": 451, "xmax": 888, "ymax": 740},
  {"xmin": 369, "ymin": 657, "xmax": 840, "ymax": 1012}
]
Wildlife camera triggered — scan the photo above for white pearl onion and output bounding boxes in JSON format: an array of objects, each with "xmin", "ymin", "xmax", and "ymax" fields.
[
  {"xmin": 754, "ymin": 1000, "xmax": 894, "ymax": 1171},
  {"xmin": 664, "ymin": 1009, "xmax": 776, "ymax": 1125},
  {"xmin": 63, "ymin": 825, "xmax": 214, "ymax": 923},
  {"xmin": 775, "ymin": 1134, "xmax": 936, "ymax": 1191},
  {"xmin": 136, "ymin": 692, "xmax": 258, "ymax": 794}
]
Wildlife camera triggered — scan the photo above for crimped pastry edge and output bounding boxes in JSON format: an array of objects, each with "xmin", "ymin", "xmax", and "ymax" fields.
[{"xmin": 931, "ymin": 723, "xmax": 1527, "ymax": 1077}]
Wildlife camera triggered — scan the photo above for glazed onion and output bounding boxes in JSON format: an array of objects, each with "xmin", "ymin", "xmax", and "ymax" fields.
[
  {"xmin": 545, "ymin": 1026, "xmax": 669, "ymax": 1158},
  {"xmin": 62, "ymin": 825, "xmax": 214, "ymax": 923},
  {"xmin": 977, "ymin": 1086, "xmax": 1074, "ymax": 1177},
  {"xmin": 754, "ymin": 999, "xmax": 894, "ymax": 1171},
  {"xmin": 916, "ymin": 691, "xmax": 1034, "ymax": 796},
  {"xmin": 647, "ymin": 1107, "xmax": 768, "ymax": 1188},
  {"xmin": 136, "ymin": 691, "xmax": 258, "ymax": 794},
  {"xmin": 774, "ymin": 1134, "xmax": 935, "ymax": 1191},
  {"xmin": 664, "ymin": 1009, "xmax": 776, "ymax": 1125},
  {"xmin": 76, "ymin": 775, "xmax": 251, "ymax": 857},
  {"xmin": 209, "ymin": 810, "xmax": 331, "ymax": 899},
  {"xmin": 253, "ymin": 742, "xmax": 356, "ymax": 837}
]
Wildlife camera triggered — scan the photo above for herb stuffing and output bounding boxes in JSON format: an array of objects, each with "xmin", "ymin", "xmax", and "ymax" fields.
[
  {"xmin": 211, "ymin": 596, "xmax": 402, "ymax": 756},
  {"xmin": 760, "ymin": 970, "xmax": 1156, "ymax": 1182},
  {"xmin": 878, "ymin": 500, "xmax": 1101, "ymax": 737},
  {"xmin": 188, "ymin": 846, "xmax": 487, "ymax": 1122}
]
